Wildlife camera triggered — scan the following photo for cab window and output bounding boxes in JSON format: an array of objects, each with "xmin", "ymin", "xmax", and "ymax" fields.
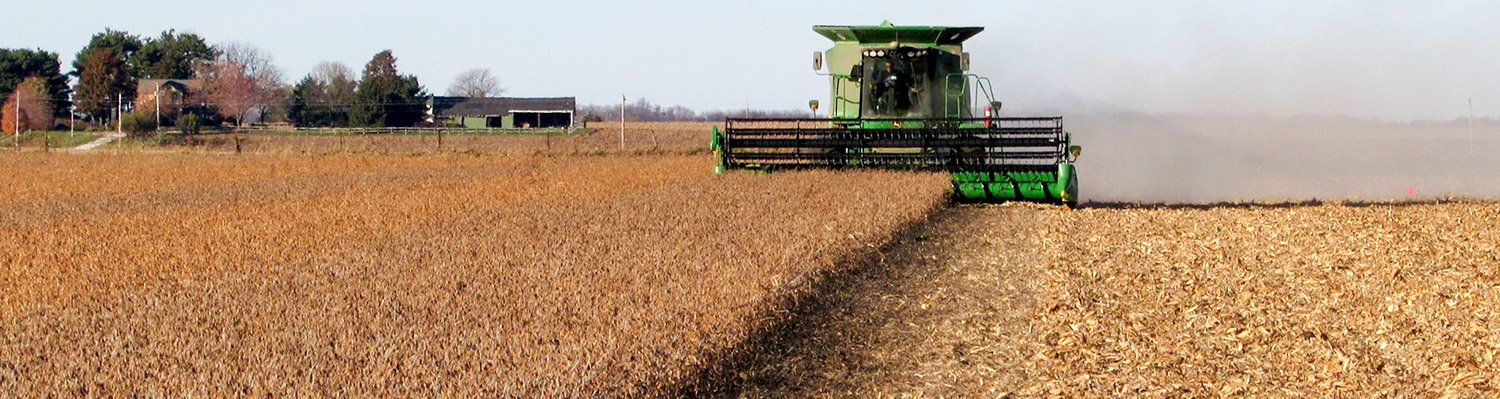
[{"xmin": 862, "ymin": 56, "xmax": 927, "ymax": 118}]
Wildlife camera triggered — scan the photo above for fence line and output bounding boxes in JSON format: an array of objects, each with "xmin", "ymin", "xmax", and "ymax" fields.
[{"xmin": 167, "ymin": 124, "xmax": 587, "ymax": 136}]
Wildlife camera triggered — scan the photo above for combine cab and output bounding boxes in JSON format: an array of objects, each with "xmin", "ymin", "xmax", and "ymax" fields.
[{"xmin": 711, "ymin": 21, "xmax": 1081, "ymax": 206}]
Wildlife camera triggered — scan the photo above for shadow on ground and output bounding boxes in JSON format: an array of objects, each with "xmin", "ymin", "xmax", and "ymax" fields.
[{"xmin": 682, "ymin": 207, "xmax": 985, "ymax": 397}]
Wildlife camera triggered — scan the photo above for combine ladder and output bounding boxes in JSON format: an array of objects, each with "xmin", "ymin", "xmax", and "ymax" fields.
[{"xmin": 943, "ymin": 74, "xmax": 999, "ymax": 119}]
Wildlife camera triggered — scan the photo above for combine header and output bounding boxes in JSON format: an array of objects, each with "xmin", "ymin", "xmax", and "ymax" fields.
[{"xmin": 711, "ymin": 21, "xmax": 1082, "ymax": 206}]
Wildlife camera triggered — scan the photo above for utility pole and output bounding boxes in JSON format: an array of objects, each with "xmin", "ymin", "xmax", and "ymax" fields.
[
  {"xmin": 154, "ymin": 84, "xmax": 161, "ymax": 133},
  {"xmin": 116, "ymin": 94, "xmax": 123, "ymax": 135},
  {"xmin": 14, "ymin": 89, "xmax": 20, "ymax": 151},
  {"xmin": 619, "ymin": 94, "xmax": 626, "ymax": 150},
  {"xmin": 66, "ymin": 80, "xmax": 75, "ymax": 139}
]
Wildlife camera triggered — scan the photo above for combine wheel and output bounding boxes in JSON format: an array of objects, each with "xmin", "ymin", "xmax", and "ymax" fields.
[{"xmin": 1064, "ymin": 172, "xmax": 1079, "ymax": 208}]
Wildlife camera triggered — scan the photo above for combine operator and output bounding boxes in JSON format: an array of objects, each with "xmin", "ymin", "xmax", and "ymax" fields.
[{"xmin": 870, "ymin": 61, "xmax": 916, "ymax": 114}]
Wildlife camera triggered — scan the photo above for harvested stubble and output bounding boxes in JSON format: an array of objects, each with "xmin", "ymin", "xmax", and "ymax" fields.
[
  {"xmin": 732, "ymin": 202, "xmax": 1500, "ymax": 398},
  {"xmin": 158, "ymin": 122, "xmax": 717, "ymax": 155},
  {"xmin": 0, "ymin": 153, "xmax": 950, "ymax": 396}
]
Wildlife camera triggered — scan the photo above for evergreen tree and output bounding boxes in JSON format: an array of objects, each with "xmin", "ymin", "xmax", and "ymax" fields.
[
  {"xmin": 0, "ymin": 48, "xmax": 70, "ymax": 117},
  {"xmin": 351, "ymin": 50, "xmax": 425, "ymax": 127},
  {"xmin": 72, "ymin": 29, "xmax": 143, "ymax": 75},
  {"xmin": 132, "ymin": 30, "xmax": 216, "ymax": 79},
  {"xmin": 286, "ymin": 76, "xmax": 317, "ymax": 126},
  {"xmin": 298, "ymin": 61, "xmax": 355, "ymax": 127}
]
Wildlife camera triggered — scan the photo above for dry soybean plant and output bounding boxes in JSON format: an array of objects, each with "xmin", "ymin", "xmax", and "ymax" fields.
[
  {"xmin": 149, "ymin": 122, "xmax": 717, "ymax": 156},
  {"xmin": 0, "ymin": 152, "xmax": 950, "ymax": 397}
]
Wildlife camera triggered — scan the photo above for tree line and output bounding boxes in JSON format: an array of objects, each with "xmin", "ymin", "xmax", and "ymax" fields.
[
  {"xmin": 3, "ymin": 27, "xmax": 809, "ymax": 134},
  {"xmin": 1, "ymin": 28, "xmax": 434, "ymax": 133}
]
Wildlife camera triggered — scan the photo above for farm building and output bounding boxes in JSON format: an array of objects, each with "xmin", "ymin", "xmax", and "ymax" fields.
[
  {"xmin": 427, "ymin": 96, "xmax": 576, "ymax": 129},
  {"xmin": 135, "ymin": 79, "xmax": 201, "ymax": 114}
]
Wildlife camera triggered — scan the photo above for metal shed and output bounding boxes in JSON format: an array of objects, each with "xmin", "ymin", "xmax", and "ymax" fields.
[{"xmin": 427, "ymin": 97, "xmax": 576, "ymax": 129}]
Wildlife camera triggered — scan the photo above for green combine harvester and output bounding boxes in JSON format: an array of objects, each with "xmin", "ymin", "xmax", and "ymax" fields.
[{"xmin": 710, "ymin": 21, "xmax": 1082, "ymax": 207}]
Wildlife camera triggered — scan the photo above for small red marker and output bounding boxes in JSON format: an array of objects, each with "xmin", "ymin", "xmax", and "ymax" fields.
[{"xmin": 1408, "ymin": 187, "xmax": 1416, "ymax": 195}]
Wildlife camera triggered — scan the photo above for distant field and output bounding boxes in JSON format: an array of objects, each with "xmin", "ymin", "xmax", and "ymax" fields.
[
  {"xmin": 0, "ymin": 153, "xmax": 949, "ymax": 396},
  {"xmin": 136, "ymin": 122, "xmax": 717, "ymax": 155}
]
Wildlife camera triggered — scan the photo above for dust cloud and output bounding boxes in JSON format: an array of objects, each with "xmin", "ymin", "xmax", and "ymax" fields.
[
  {"xmin": 1063, "ymin": 113, "xmax": 1500, "ymax": 203},
  {"xmin": 953, "ymin": 3, "xmax": 1500, "ymax": 203}
]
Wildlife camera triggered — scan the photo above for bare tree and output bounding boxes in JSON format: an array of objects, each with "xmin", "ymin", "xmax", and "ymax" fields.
[
  {"xmin": 446, "ymin": 68, "xmax": 503, "ymax": 98},
  {"xmin": 197, "ymin": 42, "xmax": 285, "ymax": 127},
  {"xmin": 308, "ymin": 61, "xmax": 353, "ymax": 86},
  {"xmin": 219, "ymin": 42, "xmax": 284, "ymax": 88},
  {"xmin": 308, "ymin": 61, "xmax": 356, "ymax": 106}
]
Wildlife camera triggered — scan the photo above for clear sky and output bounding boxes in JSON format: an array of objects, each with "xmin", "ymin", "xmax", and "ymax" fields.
[{"xmin": 6, "ymin": 0, "xmax": 1497, "ymax": 120}]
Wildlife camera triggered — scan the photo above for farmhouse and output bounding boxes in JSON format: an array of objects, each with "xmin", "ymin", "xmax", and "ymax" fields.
[
  {"xmin": 427, "ymin": 96, "xmax": 576, "ymax": 129},
  {"xmin": 135, "ymin": 79, "xmax": 201, "ymax": 114}
]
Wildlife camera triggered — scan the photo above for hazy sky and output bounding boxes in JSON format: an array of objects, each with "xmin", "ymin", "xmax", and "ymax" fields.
[{"xmin": 6, "ymin": 1, "xmax": 1497, "ymax": 120}]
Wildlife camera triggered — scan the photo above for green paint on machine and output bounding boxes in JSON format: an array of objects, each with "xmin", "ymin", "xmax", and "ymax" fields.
[
  {"xmin": 951, "ymin": 163, "xmax": 1076, "ymax": 205},
  {"xmin": 713, "ymin": 21, "xmax": 1083, "ymax": 207}
]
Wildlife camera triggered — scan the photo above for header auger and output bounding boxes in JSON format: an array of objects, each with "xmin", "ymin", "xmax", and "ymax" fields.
[{"xmin": 711, "ymin": 21, "xmax": 1082, "ymax": 207}]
